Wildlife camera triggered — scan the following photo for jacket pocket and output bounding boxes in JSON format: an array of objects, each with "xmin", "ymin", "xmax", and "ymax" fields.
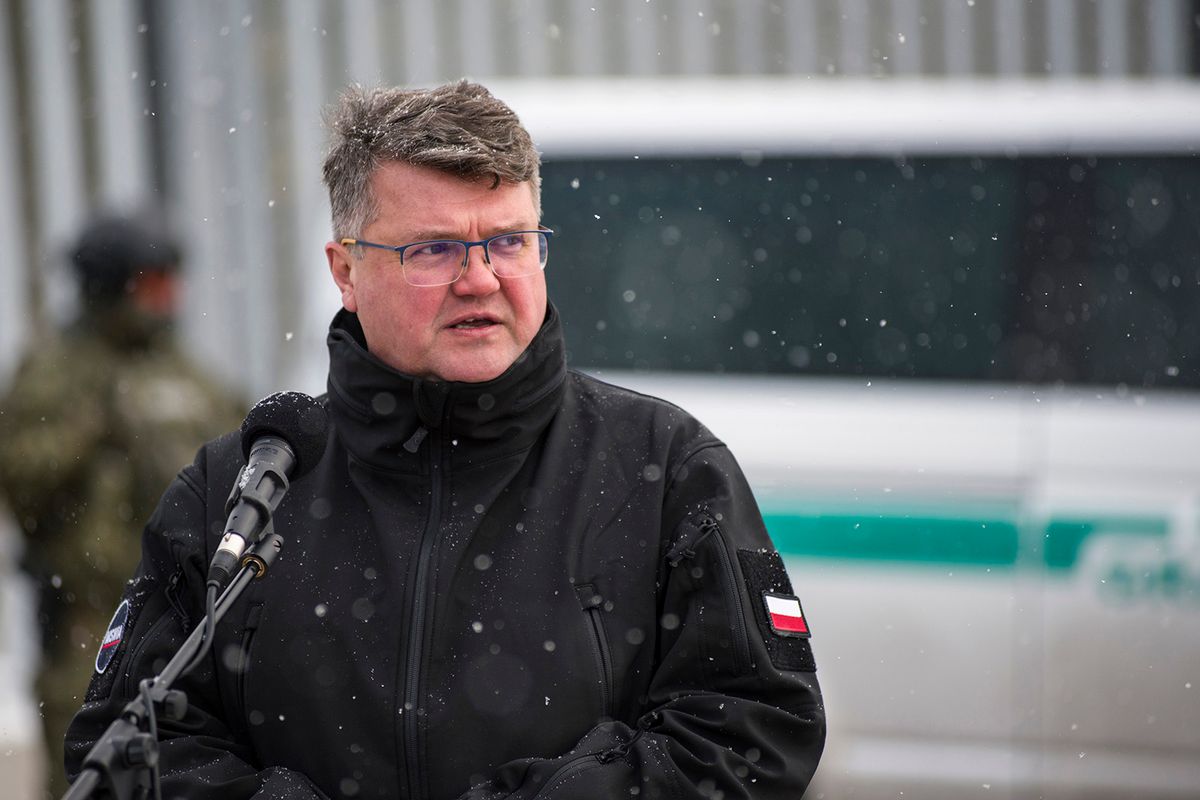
[
  {"xmin": 665, "ymin": 511, "xmax": 752, "ymax": 675},
  {"xmin": 115, "ymin": 570, "xmax": 188, "ymax": 698},
  {"xmin": 118, "ymin": 612, "xmax": 175, "ymax": 698},
  {"xmin": 574, "ymin": 583, "xmax": 614, "ymax": 720}
]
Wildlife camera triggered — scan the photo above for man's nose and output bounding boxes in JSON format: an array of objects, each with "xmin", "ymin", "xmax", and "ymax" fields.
[{"xmin": 453, "ymin": 242, "xmax": 500, "ymax": 294}]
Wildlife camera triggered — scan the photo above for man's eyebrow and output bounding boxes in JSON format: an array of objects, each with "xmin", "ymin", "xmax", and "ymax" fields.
[
  {"xmin": 481, "ymin": 221, "xmax": 538, "ymax": 237},
  {"xmin": 402, "ymin": 229, "xmax": 451, "ymax": 242}
]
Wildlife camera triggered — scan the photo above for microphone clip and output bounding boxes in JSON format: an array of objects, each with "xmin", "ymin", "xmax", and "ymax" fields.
[
  {"xmin": 209, "ymin": 437, "xmax": 295, "ymax": 590},
  {"xmin": 222, "ymin": 458, "xmax": 291, "ymax": 517}
]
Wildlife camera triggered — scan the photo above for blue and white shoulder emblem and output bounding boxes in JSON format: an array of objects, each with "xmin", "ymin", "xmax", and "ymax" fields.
[{"xmin": 95, "ymin": 599, "xmax": 130, "ymax": 674}]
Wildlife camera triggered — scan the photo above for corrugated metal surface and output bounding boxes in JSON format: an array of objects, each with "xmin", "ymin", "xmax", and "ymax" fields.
[{"xmin": 0, "ymin": 0, "xmax": 1195, "ymax": 395}]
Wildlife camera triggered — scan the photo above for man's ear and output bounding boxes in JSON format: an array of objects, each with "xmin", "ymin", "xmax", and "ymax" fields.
[{"xmin": 326, "ymin": 241, "xmax": 358, "ymax": 312}]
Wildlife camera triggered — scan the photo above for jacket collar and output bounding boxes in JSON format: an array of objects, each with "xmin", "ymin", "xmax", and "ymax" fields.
[{"xmin": 326, "ymin": 303, "xmax": 567, "ymax": 471}]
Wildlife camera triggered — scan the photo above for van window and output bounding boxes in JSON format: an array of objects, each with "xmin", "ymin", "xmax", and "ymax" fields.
[{"xmin": 542, "ymin": 156, "xmax": 1200, "ymax": 389}]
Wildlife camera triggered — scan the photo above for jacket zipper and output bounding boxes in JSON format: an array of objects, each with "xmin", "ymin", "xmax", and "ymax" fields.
[
  {"xmin": 528, "ymin": 751, "xmax": 602, "ymax": 800},
  {"xmin": 121, "ymin": 570, "xmax": 189, "ymax": 695},
  {"xmin": 575, "ymin": 584, "xmax": 614, "ymax": 719},
  {"xmin": 164, "ymin": 569, "xmax": 191, "ymax": 629},
  {"xmin": 403, "ymin": 427, "xmax": 444, "ymax": 800},
  {"xmin": 671, "ymin": 513, "xmax": 752, "ymax": 674},
  {"xmin": 234, "ymin": 602, "xmax": 264, "ymax": 727},
  {"xmin": 529, "ymin": 732, "xmax": 644, "ymax": 800}
]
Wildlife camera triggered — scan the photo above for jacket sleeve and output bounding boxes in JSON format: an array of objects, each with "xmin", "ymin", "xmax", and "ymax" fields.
[
  {"xmin": 63, "ymin": 451, "xmax": 329, "ymax": 800},
  {"xmin": 462, "ymin": 440, "xmax": 826, "ymax": 800}
]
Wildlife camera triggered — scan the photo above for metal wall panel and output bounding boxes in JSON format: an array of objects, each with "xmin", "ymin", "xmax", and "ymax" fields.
[
  {"xmin": 1148, "ymin": 0, "xmax": 1189, "ymax": 75},
  {"xmin": 0, "ymin": 0, "xmax": 30, "ymax": 388},
  {"xmin": 0, "ymin": 0, "xmax": 1195, "ymax": 399},
  {"xmin": 344, "ymin": 0, "xmax": 385, "ymax": 86},
  {"xmin": 890, "ymin": 0, "xmax": 925, "ymax": 74},
  {"xmin": 87, "ymin": 0, "xmax": 152, "ymax": 208},
  {"xmin": 283, "ymin": 0, "xmax": 337, "ymax": 394},
  {"xmin": 1097, "ymin": 0, "xmax": 1130, "ymax": 76},
  {"xmin": 23, "ymin": 0, "xmax": 87, "ymax": 329}
]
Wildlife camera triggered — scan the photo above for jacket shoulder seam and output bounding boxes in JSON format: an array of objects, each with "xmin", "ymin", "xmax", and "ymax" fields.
[
  {"xmin": 665, "ymin": 438, "xmax": 724, "ymax": 493},
  {"xmin": 177, "ymin": 465, "xmax": 206, "ymax": 501}
]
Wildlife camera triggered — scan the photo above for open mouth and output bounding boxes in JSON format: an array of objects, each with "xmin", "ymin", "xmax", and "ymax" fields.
[{"xmin": 449, "ymin": 317, "xmax": 496, "ymax": 330}]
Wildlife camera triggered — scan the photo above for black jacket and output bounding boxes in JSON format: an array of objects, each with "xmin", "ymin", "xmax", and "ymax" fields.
[{"xmin": 67, "ymin": 305, "xmax": 825, "ymax": 799}]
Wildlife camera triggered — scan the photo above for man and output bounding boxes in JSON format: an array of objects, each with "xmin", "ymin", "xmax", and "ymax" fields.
[
  {"xmin": 66, "ymin": 81, "xmax": 825, "ymax": 799},
  {"xmin": 0, "ymin": 211, "xmax": 243, "ymax": 797}
]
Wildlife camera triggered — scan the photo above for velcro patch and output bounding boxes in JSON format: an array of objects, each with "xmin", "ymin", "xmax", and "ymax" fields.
[
  {"xmin": 737, "ymin": 548, "xmax": 817, "ymax": 672},
  {"xmin": 95, "ymin": 599, "xmax": 130, "ymax": 674}
]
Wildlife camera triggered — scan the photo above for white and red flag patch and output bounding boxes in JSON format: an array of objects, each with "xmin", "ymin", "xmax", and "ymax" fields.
[{"xmin": 762, "ymin": 592, "xmax": 810, "ymax": 638}]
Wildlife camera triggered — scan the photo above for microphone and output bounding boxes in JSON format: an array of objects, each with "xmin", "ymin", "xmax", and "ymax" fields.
[{"xmin": 207, "ymin": 391, "xmax": 329, "ymax": 589}]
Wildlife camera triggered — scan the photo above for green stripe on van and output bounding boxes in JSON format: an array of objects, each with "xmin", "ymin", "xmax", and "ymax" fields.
[
  {"xmin": 1042, "ymin": 517, "xmax": 1167, "ymax": 570},
  {"xmin": 765, "ymin": 513, "xmax": 1019, "ymax": 567},
  {"xmin": 764, "ymin": 512, "xmax": 1167, "ymax": 571}
]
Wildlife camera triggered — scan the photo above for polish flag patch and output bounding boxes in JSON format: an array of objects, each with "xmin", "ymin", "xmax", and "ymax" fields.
[{"xmin": 762, "ymin": 592, "xmax": 810, "ymax": 638}]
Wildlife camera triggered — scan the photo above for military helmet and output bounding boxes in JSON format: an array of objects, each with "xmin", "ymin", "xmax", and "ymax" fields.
[{"xmin": 71, "ymin": 211, "xmax": 182, "ymax": 302}]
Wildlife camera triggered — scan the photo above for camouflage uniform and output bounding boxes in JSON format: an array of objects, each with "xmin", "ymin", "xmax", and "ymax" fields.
[{"xmin": 0, "ymin": 304, "xmax": 242, "ymax": 797}]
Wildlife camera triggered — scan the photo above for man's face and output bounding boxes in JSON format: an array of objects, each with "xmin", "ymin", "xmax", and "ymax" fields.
[{"xmin": 326, "ymin": 162, "xmax": 548, "ymax": 383}]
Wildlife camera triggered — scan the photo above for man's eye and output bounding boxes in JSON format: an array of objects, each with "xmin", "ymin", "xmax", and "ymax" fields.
[
  {"xmin": 493, "ymin": 234, "xmax": 524, "ymax": 250},
  {"xmin": 412, "ymin": 242, "xmax": 450, "ymax": 257}
]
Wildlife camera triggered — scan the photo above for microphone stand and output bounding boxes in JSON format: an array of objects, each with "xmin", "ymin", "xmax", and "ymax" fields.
[{"xmin": 62, "ymin": 531, "xmax": 284, "ymax": 800}]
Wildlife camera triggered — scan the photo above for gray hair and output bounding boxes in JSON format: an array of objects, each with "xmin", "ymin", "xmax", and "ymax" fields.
[{"xmin": 322, "ymin": 80, "xmax": 542, "ymax": 239}]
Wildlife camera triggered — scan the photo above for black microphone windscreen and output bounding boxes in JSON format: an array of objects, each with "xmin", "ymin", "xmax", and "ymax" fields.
[{"xmin": 240, "ymin": 391, "xmax": 329, "ymax": 477}]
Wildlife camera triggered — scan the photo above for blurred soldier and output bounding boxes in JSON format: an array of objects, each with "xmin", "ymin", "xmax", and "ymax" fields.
[{"xmin": 0, "ymin": 211, "xmax": 243, "ymax": 796}]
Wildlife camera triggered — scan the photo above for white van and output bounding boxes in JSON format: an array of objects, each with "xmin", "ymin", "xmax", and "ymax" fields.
[{"xmin": 491, "ymin": 78, "xmax": 1200, "ymax": 799}]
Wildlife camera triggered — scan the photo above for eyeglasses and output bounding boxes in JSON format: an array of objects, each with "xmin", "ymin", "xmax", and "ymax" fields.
[{"xmin": 341, "ymin": 228, "xmax": 554, "ymax": 287}]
